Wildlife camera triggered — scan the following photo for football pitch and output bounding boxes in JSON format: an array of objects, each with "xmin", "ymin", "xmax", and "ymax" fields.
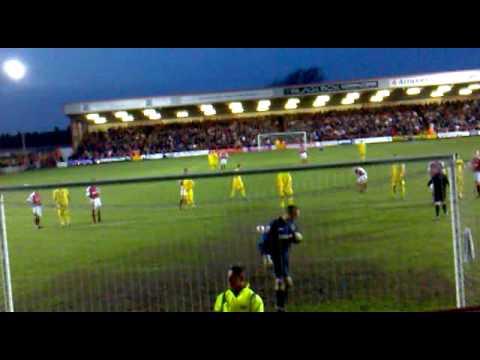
[{"xmin": 1, "ymin": 137, "xmax": 480, "ymax": 312}]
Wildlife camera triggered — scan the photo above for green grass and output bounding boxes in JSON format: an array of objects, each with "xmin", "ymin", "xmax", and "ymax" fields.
[{"xmin": 1, "ymin": 137, "xmax": 480, "ymax": 312}]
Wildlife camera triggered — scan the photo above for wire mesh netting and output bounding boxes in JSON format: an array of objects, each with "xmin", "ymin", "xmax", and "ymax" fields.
[{"xmin": 0, "ymin": 156, "xmax": 468, "ymax": 312}]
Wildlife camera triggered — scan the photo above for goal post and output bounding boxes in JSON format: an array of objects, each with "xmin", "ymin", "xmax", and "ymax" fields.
[
  {"xmin": 448, "ymin": 159, "xmax": 466, "ymax": 308},
  {"xmin": 0, "ymin": 194, "xmax": 14, "ymax": 312},
  {"xmin": 257, "ymin": 131, "xmax": 307, "ymax": 151}
]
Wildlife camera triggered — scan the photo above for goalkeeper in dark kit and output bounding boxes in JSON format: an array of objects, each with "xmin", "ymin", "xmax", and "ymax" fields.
[
  {"xmin": 256, "ymin": 205, "xmax": 303, "ymax": 312},
  {"xmin": 428, "ymin": 163, "xmax": 450, "ymax": 219}
]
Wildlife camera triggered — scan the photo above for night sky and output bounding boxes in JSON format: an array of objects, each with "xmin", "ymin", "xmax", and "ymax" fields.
[{"xmin": 1, "ymin": 48, "xmax": 479, "ymax": 134}]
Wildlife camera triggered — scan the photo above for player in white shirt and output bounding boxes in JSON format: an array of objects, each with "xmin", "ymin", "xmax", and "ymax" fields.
[
  {"xmin": 299, "ymin": 145, "xmax": 308, "ymax": 164},
  {"xmin": 86, "ymin": 184, "xmax": 102, "ymax": 224},
  {"xmin": 26, "ymin": 191, "xmax": 43, "ymax": 229},
  {"xmin": 220, "ymin": 152, "xmax": 229, "ymax": 170},
  {"xmin": 354, "ymin": 167, "xmax": 368, "ymax": 193}
]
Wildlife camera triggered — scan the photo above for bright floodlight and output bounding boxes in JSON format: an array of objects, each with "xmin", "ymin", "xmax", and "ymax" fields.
[
  {"xmin": 122, "ymin": 115, "xmax": 134, "ymax": 122},
  {"xmin": 86, "ymin": 113, "xmax": 100, "ymax": 121},
  {"xmin": 149, "ymin": 113, "xmax": 162, "ymax": 120},
  {"xmin": 200, "ymin": 104, "xmax": 213, "ymax": 112},
  {"xmin": 346, "ymin": 92, "xmax": 360, "ymax": 100},
  {"xmin": 316, "ymin": 95, "xmax": 330, "ymax": 102},
  {"xmin": 370, "ymin": 95, "xmax": 383, "ymax": 103},
  {"xmin": 430, "ymin": 90, "xmax": 443, "ymax": 98},
  {"xmin": 200, "ymin": 104, "xmax": 216, "ymax": 115},
  {"xmin": 3, "ymin": 59, "xmax": 26, "ymax": 80},
  {"xmin": 114, "ymin": 111, "xmax": 129, "ymax": 119},
  {"xmin": 459, "ymin": 88, "xmax": 473, "ymax": 96},
  {"xmin": 437, "ymin": 85, "xmax": 452, "ymax": 93},
  {"xmin": 376, "ymin": 90, "xmax": 390, "ymax": 97},
  {"xmin": 313, "ymin": 100, "xmax": 326, "ymax": 108},
  {"xmin": 468, "ymin": 84, "xmax": 480, "ymax": 90},
  {"xmin": 284, "ymin": 98, "xmax": 300, "ymax": 110},
  {"xmin": 257, "ymin": 100, "xmax": 271, "ymax": 112},
  {"xmin": 94, "ymin": 117, "xmax": 107, "ymax": 125},
  {"xmin": 341, "ymin": 98, "xmax": 355, "ymax": 105},
  {"xmin": 406, "ymin": 87, "xmax": 422, "ymax": 95},
  {"xmin": 313, "ymin": 95, "xmax": 330, "ymax": 108},
  {"xmin": 229, "ymin": 102, "xmax": 244, "ymax": 114},
  {"xmin": 143, "ymin": 109, "xmax": 157, "ymax": 116}
]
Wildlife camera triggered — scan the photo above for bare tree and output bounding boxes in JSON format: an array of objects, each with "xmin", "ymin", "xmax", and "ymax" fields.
[{"xmin": 269, "ymin": 66, "xmax": 325, "ymax": 87}]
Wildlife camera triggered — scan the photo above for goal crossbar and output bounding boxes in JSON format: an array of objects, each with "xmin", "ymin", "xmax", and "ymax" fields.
[
  {"xmin": 0, "ymin": 154, "xmax": 455, "ymax": 192},
  {"xmin": 257, "ymin": 131, "xmax": 307, "ymax": 151}
]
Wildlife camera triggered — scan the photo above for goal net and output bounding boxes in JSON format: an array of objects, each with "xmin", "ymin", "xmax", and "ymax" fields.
[
  {"xmin": 257, "ymin": 131, "xmax": 307, "ymax": 151},
  {"xmin": 0, "ymin": 154, "xmax": 475, "ymax": 312}
]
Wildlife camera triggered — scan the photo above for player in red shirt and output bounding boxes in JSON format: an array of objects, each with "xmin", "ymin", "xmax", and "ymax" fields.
[
  {"xmin": 86, "ymin": 184, "xmax": 102, "ymax": 223},
  {"xmin": 26, "ymin": 191, "xmax": 43, "ymax": 229},
  {"xmin": 471, "ymin": 151, "xmax": 480, "ymax": 197},
  {"xmin": 220, "ymin": 151, "xmax": 229, "ymax": 171}
]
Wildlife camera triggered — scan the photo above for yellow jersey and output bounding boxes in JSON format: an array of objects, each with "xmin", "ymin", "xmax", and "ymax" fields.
[
  {"xmin": 232, "ymin": 169, "xmax": 244, "ymax": 186},
  {"xmin": 182, "ymin": 179, "xmax": 194, "ymax": 191},
  {"xmin": 357, "ymin": 143, "xmax": 367, "ymax": 154},
  {"xmin": 456, "ymin": 159, "xmax": 464, "ymax": 176},
  {"xmin": 53, "ymin": 188, "xmax": 70, "ymax": 207},
  {"xmin": 391, "ymin": 164, "xmax": 406, "ymax": 182},
  {"xmin": 208, "ymin": 153, "xmax": 217, "ymax": 165},
  {"xmin": 277, "ymin": 172, "xmax": 292, "ymax": 185}
]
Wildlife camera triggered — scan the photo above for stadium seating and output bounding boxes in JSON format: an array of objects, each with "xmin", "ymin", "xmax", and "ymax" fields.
[
  {"xmin": 71, "ymin": 99, "xmax": 480, "ymax": 160},
  {"xmin": 0, "ymin": 150, "xmax": 63, "ymax": 170}
]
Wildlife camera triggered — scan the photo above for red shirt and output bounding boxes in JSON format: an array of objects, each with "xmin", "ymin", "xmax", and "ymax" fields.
[
  {"xmin": 472, "ymin": 157, "xmax": 480, "ymax": 172},
  {"xmin": 32, "ymin": 192, "xmax": 41, "ymax": 206},
  {"xmin": 88, "ymin": 186, "xmax": 100, "ymax": 199}
]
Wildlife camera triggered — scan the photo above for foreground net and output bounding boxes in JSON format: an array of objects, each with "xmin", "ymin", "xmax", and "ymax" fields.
[{"xmin": 0, "ymin": 155, "xmax": 472, "ymax": 312}]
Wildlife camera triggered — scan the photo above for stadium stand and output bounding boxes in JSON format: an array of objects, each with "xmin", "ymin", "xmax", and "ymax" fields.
[
  {"xmin": 0, "ymin": 149, "xmax": 64, "ymax": 170},
  {"xmin": 70, "ymin": 118, "xmax": 279, "ymax": 160},
  {"xmin": 71, "ymin": 99, "xmax": 480, "ymax": 160}
]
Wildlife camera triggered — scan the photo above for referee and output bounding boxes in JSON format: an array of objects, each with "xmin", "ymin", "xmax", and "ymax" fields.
[{"xmin": 428, "ymin": 165, "xmax": 450, "ymax": 219}]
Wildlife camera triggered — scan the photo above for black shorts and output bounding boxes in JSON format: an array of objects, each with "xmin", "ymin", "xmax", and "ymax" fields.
[{"xmin": 433, "ymin": 191, "xmax": 446, "ymax": 203}]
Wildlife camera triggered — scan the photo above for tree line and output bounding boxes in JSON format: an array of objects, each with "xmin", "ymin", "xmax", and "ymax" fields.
[{"xmin": 0, "ymin": 127, "xmax": 71, "ymax": 150}]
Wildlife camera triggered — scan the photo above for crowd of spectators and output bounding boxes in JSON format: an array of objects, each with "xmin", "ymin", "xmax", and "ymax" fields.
[
  {"xmin": 0, "ymin": 149, "xmax": 64, "ymax": 170},
  {"xmin": 287, "ymin": 99, "xmax": 480, "ymax": 142},
  {"xmin": 71, "ymin": 99, "xmax": 480, "ymax": 160},
  {"xmin": 72, "ymin": 118, "xmax": 278, "ymax": 160}
]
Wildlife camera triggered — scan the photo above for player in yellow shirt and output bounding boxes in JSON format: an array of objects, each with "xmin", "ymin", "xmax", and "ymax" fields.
[
  {"xmin": 357, "ymin": 141, "xmax": 367, "ymax": 161},
  {"xmin": 179, "ymin": 168, "xmax": 195, "ymax": 209},
  {"xmin": 277, "ymin": 172, "xmax": 294, "ymax": 208},
  {"xmin": 208, "ymin": 150, "xmax": 218, "ymax": 171},
  {"xmin": 391, "ymin": 161, "xmax": 406, "ymax": 199},
  {"xmin": 52, "ymin": 188, "xmax": 71, "ymax": 226},
  {"xmin": 230, "ymin": 164, "xmax": 247, "ymax": 199},
  {"xmin": 455, "ymin": 153, "xmax": 464, "ymax": 199}
]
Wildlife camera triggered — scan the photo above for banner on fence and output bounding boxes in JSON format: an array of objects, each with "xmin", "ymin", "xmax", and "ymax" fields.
[
  {"xmin": 437, "ymin": 131, "xmax": 471, "ymax": 139},
  {"xmin": 352, "ymin": 136, "xmax": 392, "ymax": 145}
]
